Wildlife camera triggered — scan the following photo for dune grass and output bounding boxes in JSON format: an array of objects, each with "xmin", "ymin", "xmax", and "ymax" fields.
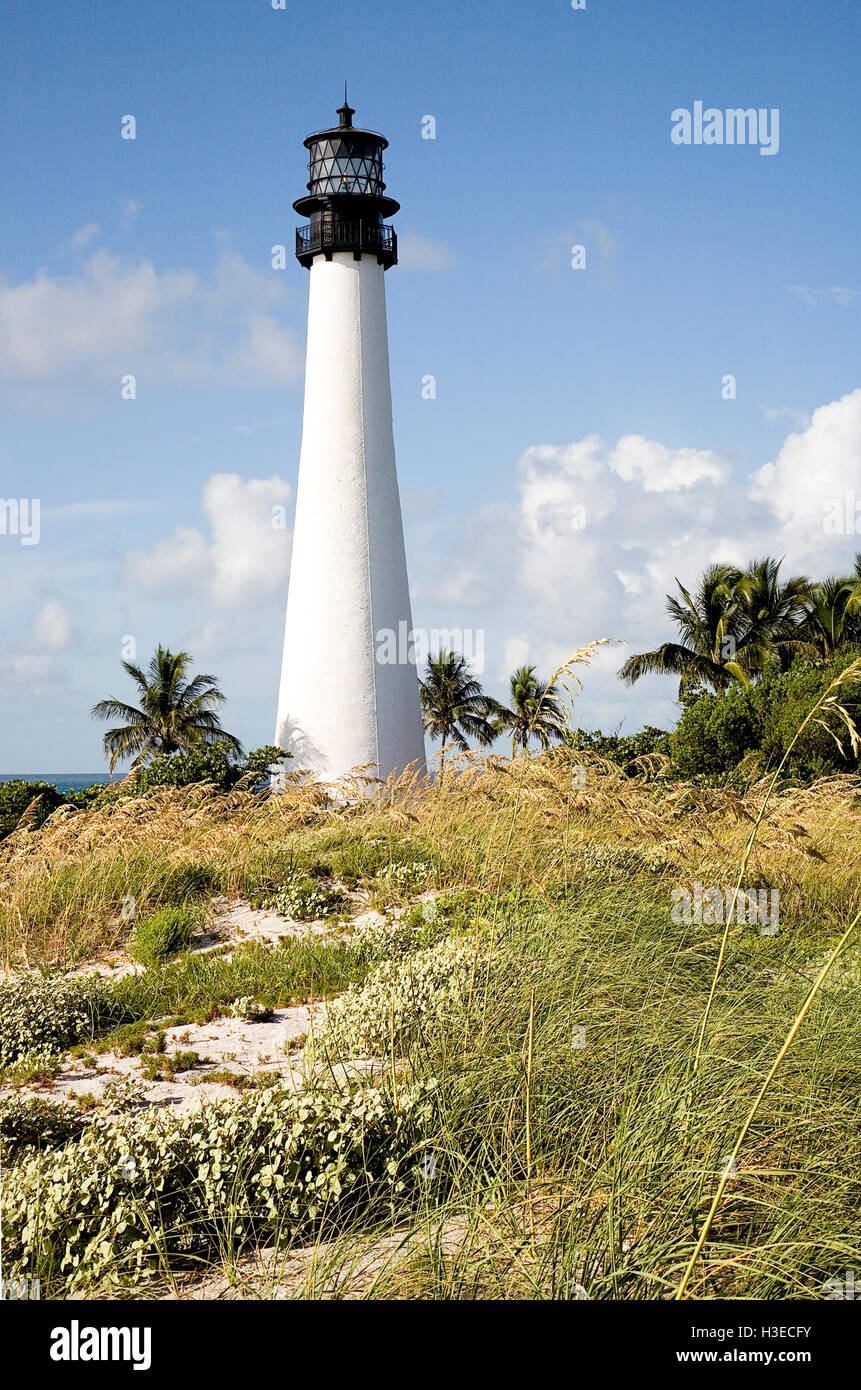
[
  {"xmin": 13, "ymin": 880, "xmax": 858, "ymax": 1300},
  {"xmin": 2, "ymin": 726, "xmax": 861, "ymax": 1298}
]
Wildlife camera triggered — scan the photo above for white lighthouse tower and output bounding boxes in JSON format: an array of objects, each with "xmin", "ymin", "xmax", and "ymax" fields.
[{"xmin": 274, "ymin": 95, "xmax": 426, "ymax": 785}]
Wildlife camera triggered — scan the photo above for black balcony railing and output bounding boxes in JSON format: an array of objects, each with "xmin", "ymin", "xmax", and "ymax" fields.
[{"xmin": 295, "ymin": 221, "xmax": 397, "ymax": 268}]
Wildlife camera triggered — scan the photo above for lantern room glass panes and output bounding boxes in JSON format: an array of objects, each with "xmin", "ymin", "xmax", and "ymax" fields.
[{"xmin": 308, "ymin": 137, "xmax": 384, "ymax": 196}]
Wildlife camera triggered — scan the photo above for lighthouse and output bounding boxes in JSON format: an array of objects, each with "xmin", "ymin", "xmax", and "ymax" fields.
[{"xmin": 274, "ymin": 95, "xmax": 426, "ymax": 785}]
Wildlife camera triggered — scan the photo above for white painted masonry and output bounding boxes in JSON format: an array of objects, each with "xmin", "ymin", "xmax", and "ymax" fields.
[{"xmin": 275, "ymin": 252, "xmax": 426, "ymax": 783}]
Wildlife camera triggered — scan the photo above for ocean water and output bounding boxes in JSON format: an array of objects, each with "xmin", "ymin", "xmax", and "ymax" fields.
[{"xmin": 0, "ymin": 773, "xmax": 116, "ymax": 794}]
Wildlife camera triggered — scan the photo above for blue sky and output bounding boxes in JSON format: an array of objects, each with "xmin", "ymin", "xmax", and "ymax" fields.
[{"xmin": 1, "ymin": 0, "xmax": 860, "ymax": 771}]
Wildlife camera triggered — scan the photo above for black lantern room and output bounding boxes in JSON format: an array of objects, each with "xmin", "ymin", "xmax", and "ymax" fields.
[{"xmin": 294, "ymin": 94, "xmax": 399, "ymax": 270}]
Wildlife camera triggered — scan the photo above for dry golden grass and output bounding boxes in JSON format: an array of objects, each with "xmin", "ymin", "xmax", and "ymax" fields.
[{"xmin": 2, "ymin": 746, "xmax": 860, "ymax": 969}]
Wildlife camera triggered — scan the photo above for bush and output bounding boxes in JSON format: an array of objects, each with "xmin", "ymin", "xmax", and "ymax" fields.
[
  {"xmin": 129, "ymin": 905, "xmax": 202, "ymax": 967},
  {"xmin": 565, "ymin": 726, "xmax": 670, "ymax": 775},
  {"xmin": 0, "ymin": 974, "xmax": 92, "ymax": 1068},
  {"xmin": 261, "ymin": 875, "xmax": 346, "ymax": 921},
  {"xmin": 227, "ymin": 996, "xmax": 274, "ymax": 1023},
  {"xmin": 0, "ymin": 780, "xmax": 66, "ymax": 840},
  {"xmin": 669, "ymin": 649, "xmax": 861, "ymax": 781},
  {"xmin": 755, "ymin": 651, "xmax": 861, "ymax": 780},
  {"xmin": 0, "ymin": 1095, "xmax": 86, "ymax": 1161},
  {"xmin": 375, "ymin": 860, "xmax": 434, "ymax": 897},
  {"xmin": 0, "ymin": 1078, "xmax": 437, "ymax": 1293},
  {"xmin": 321, "ymin": 936, "xmax": 481, "ymax": 1058},
  {"xmin": 132, "ymin": 743, "xmax": 289, "ymax": 795},
  {"xmin": 65, "ymin": 782, "xmax": 116, "ymax": 810},
  {"xmin": 669, "ymin": 686, "xmax": 763, "ymax": 778}
]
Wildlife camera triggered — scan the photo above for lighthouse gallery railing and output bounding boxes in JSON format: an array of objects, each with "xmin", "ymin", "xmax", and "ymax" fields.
[{"xmin": 295, "ymin": 221, "xmax": 397, "ymax": 262}]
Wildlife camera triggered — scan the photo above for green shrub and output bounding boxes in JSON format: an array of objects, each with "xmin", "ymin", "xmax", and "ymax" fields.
[
  {"xmin": 261, "ymin": 875, "xmax": 346, "ymax": 921},
  {"xmin": 132, "ymin": 743, "xmax": 289, "ymax": 795},
  {"xmin": 65, "ymin": 782, "xmax": 116, "ymax": 810},
  {"xmin": 227, "ymin": 996, "xmax": 274, "ymax": 1022},
  {"xmin": 158, "ymin": 860, "xmax": 216, "ymax": 900},
  {"xmin": 0, "ymin": 974, "xmax": 92, "ymax": 1068},
  {"xmin": 669, "ymin": 686, "xmax": 763, "ymax": 778},
  {"xmin": 0, "ymin": 1095, "xmax": 87, "ymax": 1161},
  {"xmin": 312, "ymin": 834, "xmax": 439, "ymax": 889},
  {"xmin": 564, "ymin": 725, "xmax": 671, "ymax": 774},
  {"xmin": 321, "ymin": 936, "xmax": 482, "ymax": 1058},
  {"xmin": 129, "ymin": 905, "xmax": 202, "ymax": 967},
  {"xmin": 669, "ymin": 649, "xmax": 861, "ymax": 781},
  {"xmin": 375, "ymin": 860, "xmax": 434, "ymax": 897},
  {"xmin": 0, "ymin": 780, "xmax": 67, "ymax": 840},
  {"xmin": 350, "ymin": 910, "xmax": 440, "ymax": 961},
  {"xmin": 0, "ymin": 1078, "xmax": 437, "ymax": 1293},
  {"xmin": 755, "ymin": 651, "xmax": 861, "ymax": 779}
]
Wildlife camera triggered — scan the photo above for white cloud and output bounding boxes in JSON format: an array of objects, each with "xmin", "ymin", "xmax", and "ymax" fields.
[
  {"xmin": 0, "ymin": 247, "xmax": 302, "ymax": 403},
  {"xmin": 608, "ymin": 435, "xmax": 727, "ymax": 492},
  {"xmin": 128, "ymin": 473, "xmax": 293, "ymax": 606},
  {"xmin": 68, "ymin": 223, "xmax": 100, "ymax": 249},
  {"xmin": 501, "ymin": 634, "xmax": 530, "ymax": 677},
  {"xmin": 204, "ymin": 473, "xmax": 292, "ymax": 603},
  {"xmin": 749, "ymin": 388, "xmax": 861, "ymax": 556},
  {"xmin": 614, "ymin": 569, "xmax": 643, "ymax": 595},
  {"xmin": 128, "ymin": 526, "xmax": 210, "ymax": 592},
  {"xmin": 397, "ymin": 233, "xmax": 455, "ymax": 272},
  {"xmin": 761, "ymin": 404, "xmax": 811, "ymax": 429},
  {"xmin": 35, "ymin": 599, "xmax": 71, "ymax": 650},
  {"xmin": 789, "ymin": 285, "xmax": 858, "ymax": 308},
  {"xmin": 221, "ymin": 314, "xmax": 303, "ymax": 387},
  {"xmin": 0, "ymin": 251, "xmax": 196, "ymax": 381},
  {"xmin": 402, "ymin": 393, "xmax": 861, "ymax": 734},
  {"xmin": 540, "ymin": 219, "xmax": 618, "ymax": 284}
]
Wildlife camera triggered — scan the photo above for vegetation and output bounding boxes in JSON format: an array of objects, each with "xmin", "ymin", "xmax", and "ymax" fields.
[
  {"xmin": 258, "ymin": 875, "xmax": 346, "ymax": 921},
  {"xmin": 486, "ymin": 665, "xmax": 568, "ymax": 754},
  {"xmin": 131, "ymin": 742, "xmax": 288, "ymax": 794},
  {"xmin": 0, "ymin": 939, "xmax": 370, "ymax": 1071},
  {"xmin": 2, "ymin": 639, "xmax": 861, "ymax": 1299},
  {"xmin": 0, "ymin": 974, "xmax": 91, "ymax": 1069},
  {"xmin": 619, "ymin": 554, "xmax": 861, "ymax": 695},
  {"xmin": 0, "ymin": 745, "xmax": 288, "ymax": 844},
  {"xmin": 0, "ymin": 1094, "xmax": 87, "ymax": 1161},
  {"xmin": 91, "ymin": 645, "xmax": 242, "ymax": 771},
  {"xmin": 128, "ymin": 904, "xmax": 203, "ymax": 967},
  {"xmin": 0, "ymin": 779, "xmax": 67, "ymax": 840},
  {"xmin": 1, "ymin": 738, "xmax": 860, "ymax": 1296},
  {"xmin": 419, "ymin": 650, "xmax": 495, "ymax": 770},
  {"xmin": 564, "ymin": 725, "xmax": 670, "ymax": 775},
  {"xmin": 3, "ymin": 1077, "xmax": 437, "ymax": 1294}
]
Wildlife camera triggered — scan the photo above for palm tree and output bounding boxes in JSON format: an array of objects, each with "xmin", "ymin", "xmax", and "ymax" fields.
[
  {"xmin": 803, "ymin": 574, "xmax": 861, "ymax": 655},
  {"xmin": 487, "ymin": 665, "xmax": 569, "ymax": 756},
  {"xmin": 732, "ymin": 557, "xmax": 814, "ymax": 672},
  {"xmin": 618, "ymin": 563, "xmax": 748, "ymax": 695},
  {"xmin": 91, "ymin": 645, "xmax": 242, "ymax": 771},
  {"xmin": 619, "ymin": 558, "xmax": 819, "ymax": 695},
  {"xmin": 418, "ymin": 651, "xmax": 495, "ymax": 773}
]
